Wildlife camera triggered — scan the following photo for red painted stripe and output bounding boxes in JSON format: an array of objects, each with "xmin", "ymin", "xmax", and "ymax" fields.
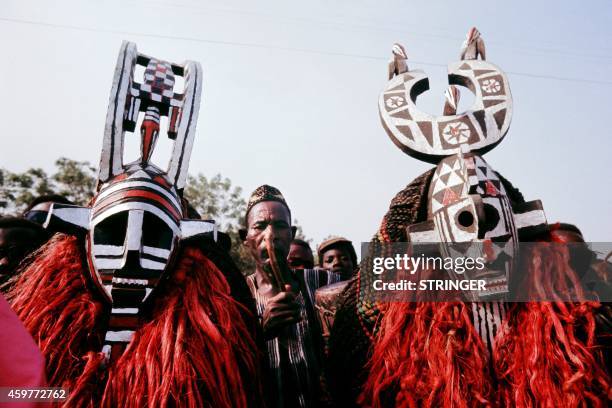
[{"xmin": 94, "ymin": 189, "xmax": 181, "ymax": 220}]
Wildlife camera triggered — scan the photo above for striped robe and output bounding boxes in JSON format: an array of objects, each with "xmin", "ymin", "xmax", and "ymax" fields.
[{"xmin": 247, "ymin": 268, "xmax": 340, "ymax": 408}]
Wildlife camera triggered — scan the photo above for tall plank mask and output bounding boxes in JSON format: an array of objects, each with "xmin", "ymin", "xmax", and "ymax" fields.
[
  {"xmin": 44, "ymin": 42, "xmax": 216, "ymax": 359},
  {"xmin": 380, "ymin": 32, "xmax": 548, "ymax": 299}
]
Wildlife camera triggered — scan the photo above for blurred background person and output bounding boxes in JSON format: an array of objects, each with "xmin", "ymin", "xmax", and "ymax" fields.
[
  {"xmin": 287, "ymin": 238, "xmax": 315, "ymax": 269},
  {"xmin": 22, "ymin": 194, "xmax": 74, "ymax": 226},
  {"xmin": 0, "ymin": 217, "xmax": 49, "ymax": 287},
  {"xmin": 317, "ymin": 236, "xmax": 358, "ymax": 280}
]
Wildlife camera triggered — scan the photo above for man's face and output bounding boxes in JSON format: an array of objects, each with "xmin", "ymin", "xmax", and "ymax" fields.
[
  {"xmin": 0, "ymin": 227, "xmax": 41, "ymax": 279},
  {"xmin": 244, "ymin": 201, "xmax": 293, "ymax": 269},
  {"xmin": 288, "ymin": 243, "xmax": 314, "ymax": 269},
  {"xmin": 321, "ymin": 247, "xmax": 355, "ymax": 278}
]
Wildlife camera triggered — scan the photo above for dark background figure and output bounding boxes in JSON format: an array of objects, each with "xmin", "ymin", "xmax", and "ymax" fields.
[
  {"xmin": 0, "ymin": 217, "xmax": 49, "ymax": 286},
  {"xmin": 288, "ymin": 238, "xmax": 315, "ymax": 269},
  {"xmin": 317, "ymin": 237, "xmax": 358, "ymax": 280},
  {"xmin": 22, "ymin": 194, "xmax": 74, "ymax": 226}
]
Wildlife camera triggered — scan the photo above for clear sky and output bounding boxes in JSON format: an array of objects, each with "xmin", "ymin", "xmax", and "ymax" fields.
[{"xmin": 1, "ymin": 0, "xmax": 611, "ymax": 252}]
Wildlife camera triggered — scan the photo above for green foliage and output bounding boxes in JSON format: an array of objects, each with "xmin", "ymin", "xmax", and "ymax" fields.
[
  {"xmin": 52, "ymin": 158, "xmax": 97, "ymax": 205},
  {"xmin": 0, "ymin": 158, "xmax": 95, "ymax": 214},
  {"xmin": 184, "ymin": 174, "xmax": 246, "ymax": 230},
  {"xmin": 184, "ymin": 173, "xmax": 255, "ymax": 273}
]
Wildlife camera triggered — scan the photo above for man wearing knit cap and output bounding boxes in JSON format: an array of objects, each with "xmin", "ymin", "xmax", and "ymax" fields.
[
  {"xmin": 240, "ymin": 184, "xmax": 340, "ymax": 408},
  {"xmin": 317, "ymin": 236, "xmax": 358, "ymax": 280}
]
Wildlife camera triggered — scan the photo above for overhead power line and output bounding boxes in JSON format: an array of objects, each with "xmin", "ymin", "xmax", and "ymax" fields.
[
  {"xmin": 135, "ymin": 0, "xmax": 612, "ymax": 61},
  {"xmin": 1, "ymin": 16, "xmax": 611, "ymax": 86}
]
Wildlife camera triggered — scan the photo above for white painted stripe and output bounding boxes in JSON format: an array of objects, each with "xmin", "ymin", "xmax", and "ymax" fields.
[
  {"xmin": 141, "ymin": 259, "xmax": 166, "ymax": 270},
  {"xmin": 94, "ymin": 245, "xmax": 124, "ymax": 256},
  {"xmin": 408, "ymin": 228, "xmax": 438, "ymax": 243},
  {"xmin": 112, "ymin": 277, "xmax": 148, "ymax": 286},
  {"xmin": 142, "ymin": 246, "xmax": 171, "ymax": 258},
  {"xmin": 471, "ymin": 302, "xmax": 480, "ymax": 339},
  {"xmin": 143, "ymin": 288, "xmax": 153, "ymax": 301},
  {"xmin": 101, "ymin": 42, "xmax": 136, "ymax": 181},
  {"xmin": 111, "ymin": 308, "xmax": 139, "ymax": 314},
  {"xmin": 105, "ymin": 330, "xmax": 134, "ymax": 342},
  {"xmin": 485, "ymin": 302, "xmax": 496, "ymax": 351},
  {"xmin": 180, "ymin": 220, "xmax": 216, "ymax": 240},
  {"xmin": 126, "ymin": 211, "xmax": 144, "ymax": 251},
  {"xmin": 167, "ymin": 61, "xmax": 202, "ymax": 190},
  {"xmin": 477, "ymin": 303, "xmax": 487, "ymax": 347},
  {"xmin": 50, "ymin": 206, "xmax": 91, "ymax": 230},
  {"xmin": 514, "ymin": 209, "xmax": 546, "ymax": 229},
  {"xmin": 101, "ymin": 344, "xmax": 112, "ymax": 361},
  {"xmin": 96, "ymin": 258, "xmax": 124, "ymax": 270}
]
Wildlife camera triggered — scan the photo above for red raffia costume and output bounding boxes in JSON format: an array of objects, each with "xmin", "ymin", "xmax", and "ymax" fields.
[
  {"xmin": 7, "ymin": 42, "xmax": 262, "ymax": 407},
  {"xmin": 328, "ymin": 29, "xmax": 610, "ymax": 407},
  {"xmin": 329, "ymin": 173, "xmax": 611, "ymax": 408}
]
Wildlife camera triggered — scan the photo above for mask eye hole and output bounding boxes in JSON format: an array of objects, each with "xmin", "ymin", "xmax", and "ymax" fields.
[
  {"xmin": 482, "ymin": 203, "xmax": 501, "ymax": 234},
  {"xmin": 142, "ymin": 212, "xmax": 173, "ymax": 250},
  {"xmin": 457, "ymin": 210, "xmax": 475, "ymax": 228},
  {"xmin": 94, "ymin": 212, "xmax": 128, "ymax": 246}
]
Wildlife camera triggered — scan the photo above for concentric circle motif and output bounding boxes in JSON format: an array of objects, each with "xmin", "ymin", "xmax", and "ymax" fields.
[
  {"xmin": 442, "ymin": 122, "xmax": 471, "ymax": 144},
  {"xmin": 386, "ymin": 95, "xmax": 405, "ymax": 109},
  {"xmin": 481, "ymin": 78, "xmax": 501, "ymax": 94}
]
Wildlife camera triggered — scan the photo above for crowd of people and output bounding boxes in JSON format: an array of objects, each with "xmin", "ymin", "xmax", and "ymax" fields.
[
  {"xmin": 1, "ymin": 183, "xmax": 609, "ymax": 407},
  {"xmin": 0, "ymin": 188, "xmax": 365, "ymax": 407}
]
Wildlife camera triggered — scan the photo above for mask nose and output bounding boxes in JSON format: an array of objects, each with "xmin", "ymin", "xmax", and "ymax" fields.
[{"xmin": 122, "ymin": 210, "xmax": 144, "ymax": 268}]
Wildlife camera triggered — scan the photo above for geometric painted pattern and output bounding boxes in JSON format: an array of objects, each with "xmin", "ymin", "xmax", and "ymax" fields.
[
  {"xmin": 378, "ymin": 58, "xmax": 513, "ymax": 163},
  {"xmin": 407, "ymin": 148, "xmax": 549, "ymax": 301},
  {"xmin": 439, "ymin": 117, "xmax": 479, "ymax": 148},
  {"xmin": 481, "ymin": 78, "xmax": 501, "ymax": 94},
  {"xmin": 139, "ymin": 59, "xmax": 176, "ymax": 102},
  {"xmin": 430, "ymin": 154, "xmax": 468, "ymax": 213},
  {"xmin": 100, "ymin": 41, "xmax": 203, "ymax": 191},
  {"xmin": 467, "ymin": 155, "xmax": 507, "ymax": 196},
  {"xmin": 442, "ymin": 121, "xmax": 470, "ymax": 144},
  {"xmin": 397, "ymin": 33, "xmax": 549, "ymax": 304}
]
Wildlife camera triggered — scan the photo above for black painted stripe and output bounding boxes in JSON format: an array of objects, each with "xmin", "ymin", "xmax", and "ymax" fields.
[{"xmin": 96, "ymin": 253, "xmax": 167, "ymax": 264}]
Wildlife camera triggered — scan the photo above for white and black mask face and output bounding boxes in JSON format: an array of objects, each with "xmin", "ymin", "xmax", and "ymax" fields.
[
  {"xmin": 87, "ymin": 170, "xmax": 182, "ymax": 305},
  {"xmin": 413, "ymin": 153, "xmax": 519, "ymax": 298}
]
